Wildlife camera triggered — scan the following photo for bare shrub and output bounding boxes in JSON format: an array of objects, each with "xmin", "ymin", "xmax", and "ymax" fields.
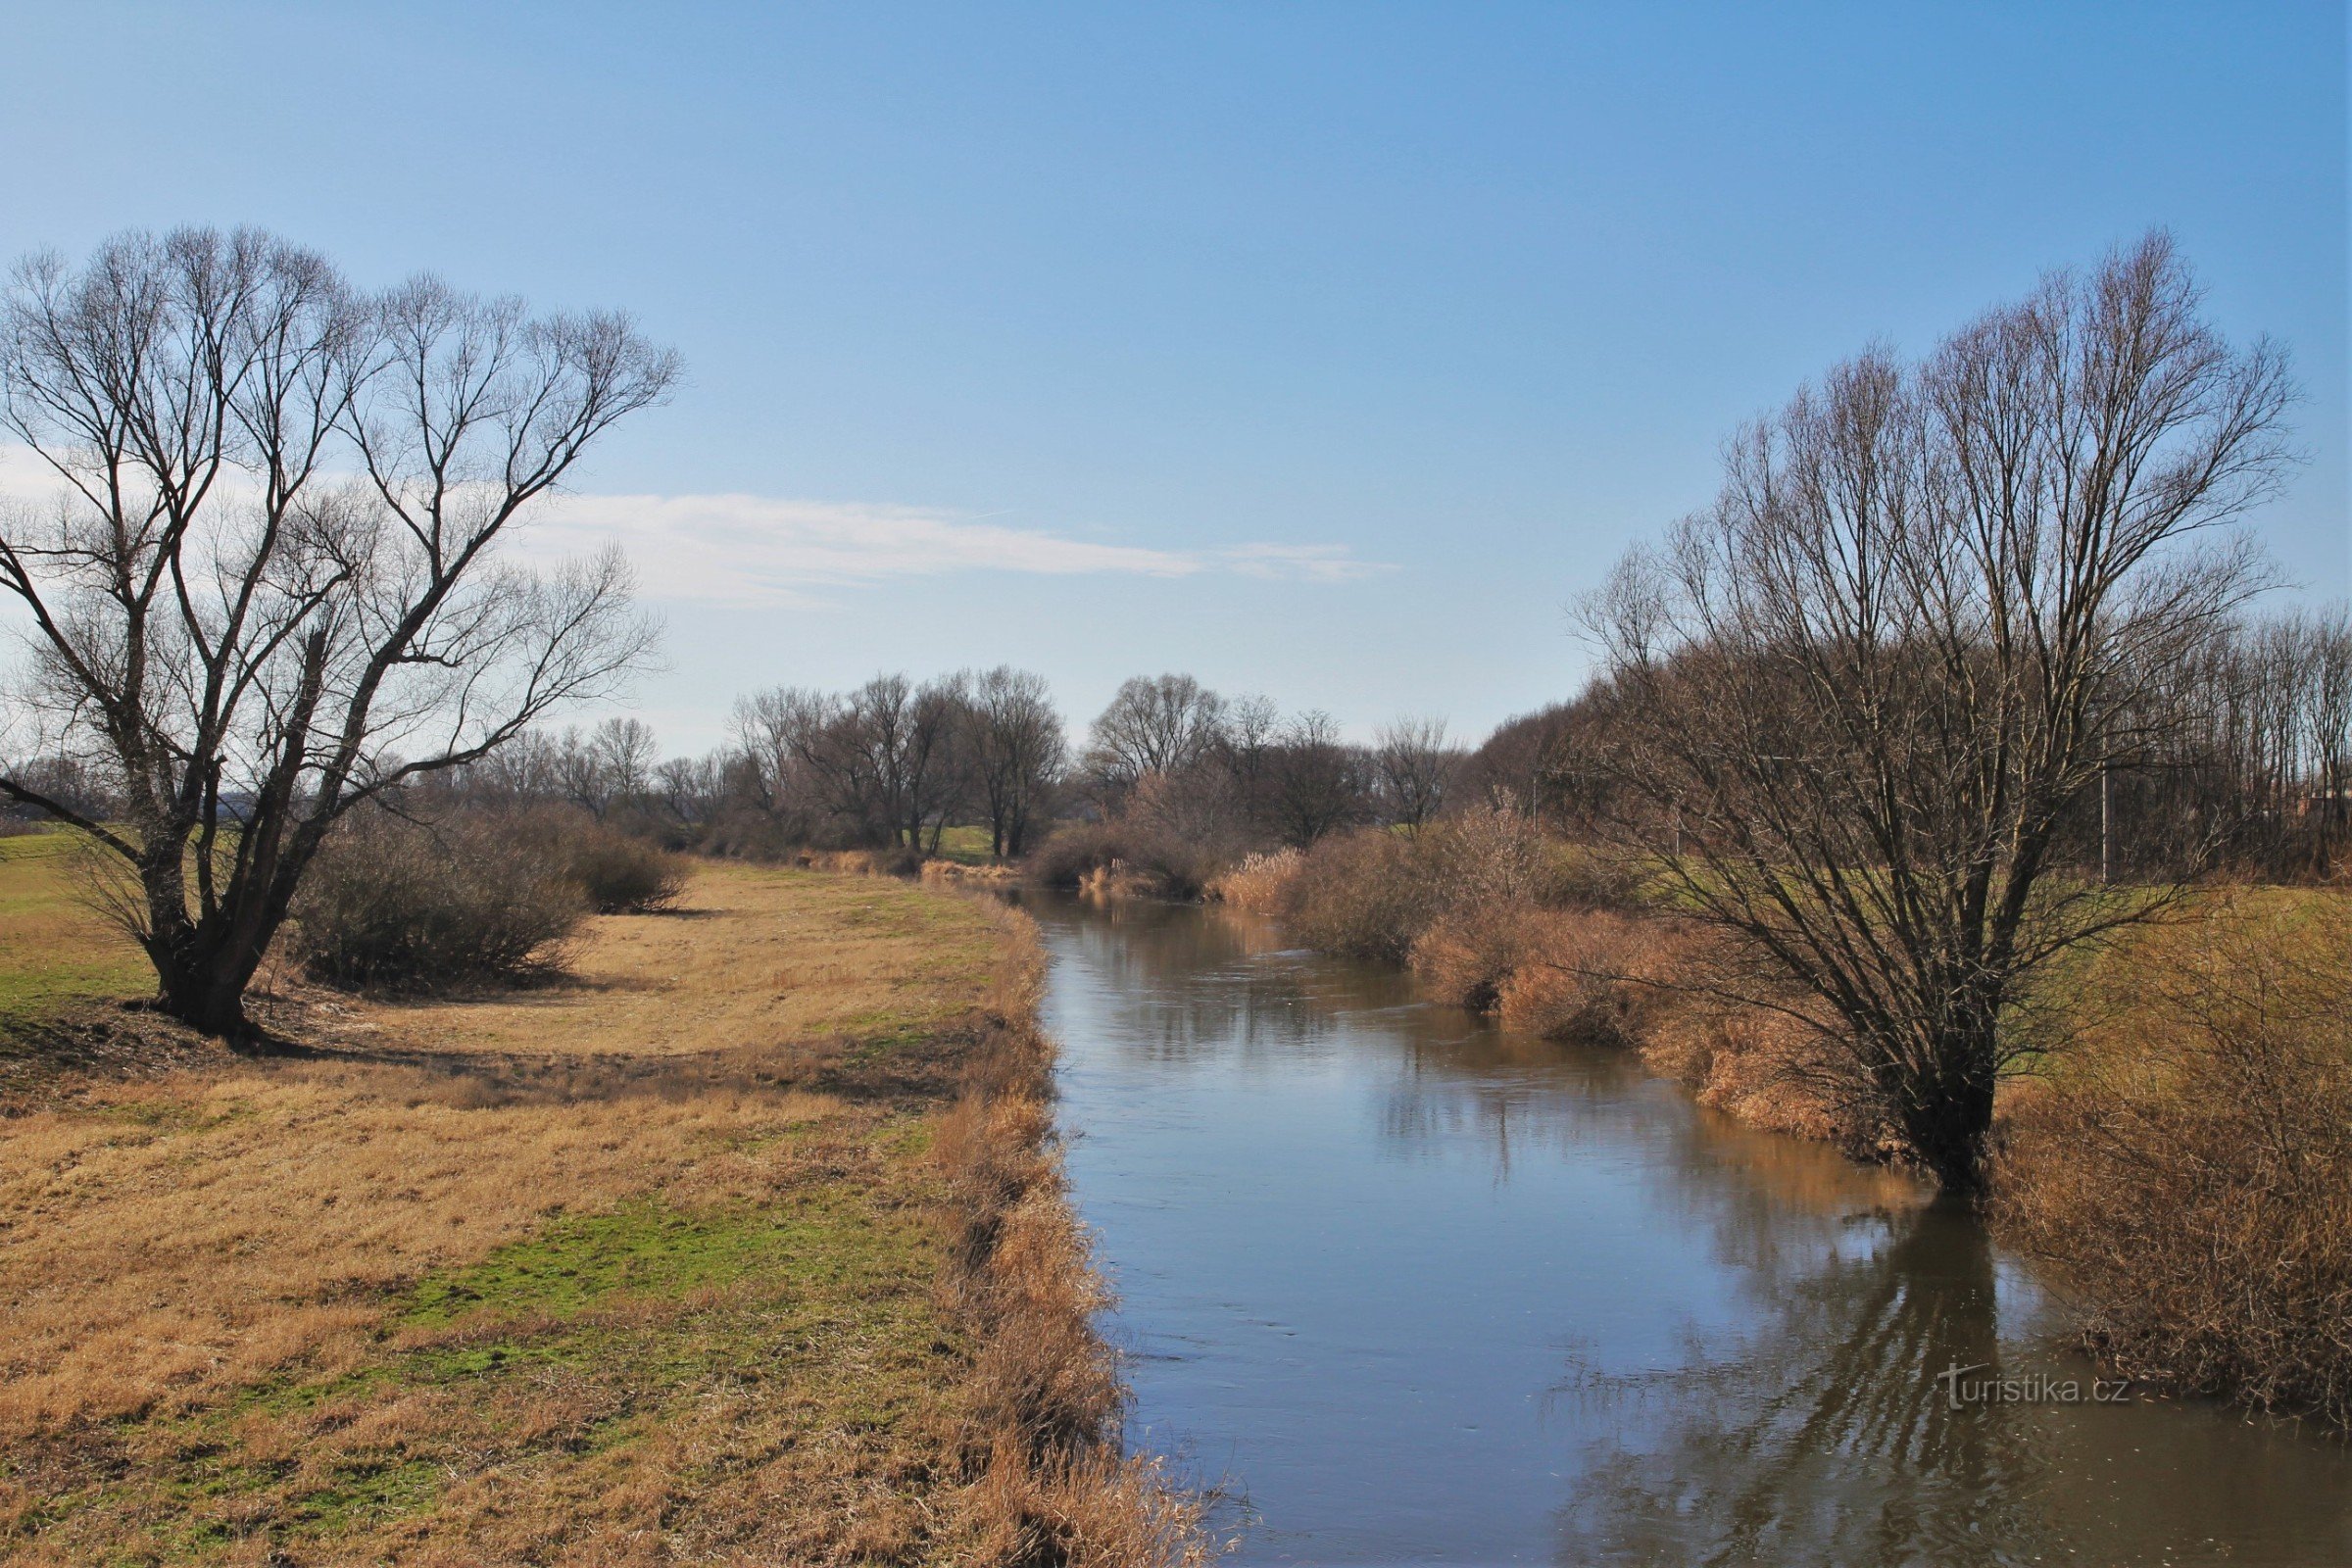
[
  {"xmin": 290, "ymin": 811, "xmax": 587, "ymax": 988},
  {"xmin": 563, "ymin": 827, "xmax": 688, "ymax": 913},
  {"xmin": 1280, "ymin": 830, "xmax": 1436, "ymax": 960},
  {"xmin": 1026, "ymin": 821, "xmax": 1220, "ymax": 900},
  {"xmin": 510, "ymin": 809, "xmax": 689, "ymax": 912},
  {"xmin": 1995, "ymin": 897, "xmax": 2352, "ymax": 1427},
  {"xmin": 1418, "ymin": 803, "xmax": 1547, "ymax": 908},
  {"xmin": 1646, "ymin": 1002, "xmax": 1883, "ymax": 1152},
  {"xmin": 1407, "ymin": 903, "xmax": 1528, "ymax": 1010},
  {"xmin": 1494, "ymin": 908, "xmax": 1680, "ymax": 1047}
]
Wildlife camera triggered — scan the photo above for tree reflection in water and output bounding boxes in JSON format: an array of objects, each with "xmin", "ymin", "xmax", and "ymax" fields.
[{"xmin": 1554, "ymin": 1202, "xmax": 2046, "ymax": 1568}]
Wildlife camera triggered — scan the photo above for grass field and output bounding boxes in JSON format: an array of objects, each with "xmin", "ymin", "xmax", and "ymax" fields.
[
  {"xmin": 0, "ymin": 832, "xmax": 152, "ymax": 1027},
  {"xmin": 929, "ymin": 824, "xmax": 998, "ymax": 866},
  {"xmin": 0, "ymin": 853, "xmax": 1196, "ymax": 1564}
]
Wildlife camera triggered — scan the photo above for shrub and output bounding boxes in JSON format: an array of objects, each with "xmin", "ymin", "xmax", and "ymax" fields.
[
  {"xmin": 1407, "ymin": 902, "xmax": 1528, "ymax": 1010},
  {"xmin": 1644, "ymin": 999, "xmax": 1880, "ymax": 1151},
  {"xmin": 291, "ymin": 809, "xmax": 588, "ymax": 988},
  {"xmin": 1206, "ymin": 848, "xmax": 1302, "ymax": 912},
  {"xmin": 1026, "ymin": 821, "xmax": 1221, "ymax": 900},
  {"xmin": 1994, "ymin": 896, "xmax": 2352, "ymax": 1428},
  {"xmin": 1494, "ymin": 908, "xmax": 1677, "ymax": 1047},
  {"xmin": 1281, "ymin": 829, "xmax": 1437, "ymax": 960},
  {"xmin": 553, "ymin": 817, "xmax": 689, "ymax": 911}
]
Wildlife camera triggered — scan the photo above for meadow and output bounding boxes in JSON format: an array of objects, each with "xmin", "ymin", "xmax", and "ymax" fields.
[{"xmin": 0, "ymin": 844, "xmax": 1205, "ymax": 1565}]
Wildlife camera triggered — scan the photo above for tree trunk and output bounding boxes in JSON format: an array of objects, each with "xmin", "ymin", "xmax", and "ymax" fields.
[
  {"xmin": 155, "ymin": 950, "xmax": 261, "ymax": 1040},
  {"xmin": 1893, "ymin": 1023, "xmax": 1999, "ymax": 1195},
  {"xmin": 140, "ymin": 843, "xmax": 289, "ymax": 1049}
]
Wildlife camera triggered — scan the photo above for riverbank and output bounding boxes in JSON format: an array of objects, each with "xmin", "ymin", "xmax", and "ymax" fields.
[
  {"xmin": 1026, "ymin": 888, "xmax": 2352, "ymax": 1563},
  {"xmin": 0, "ymin": 851, "xmax": 1207, "ymax": 1564},
  {"xmin": 1205, "ymin": 816, "xmax": 2352, "ymax": 1432},
  {"xmin": 1206, "ymin": 813, "xmax": 1886, "ymax": 1155}
]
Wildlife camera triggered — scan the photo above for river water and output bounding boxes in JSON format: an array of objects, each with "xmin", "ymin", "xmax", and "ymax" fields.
[{"xmin": 1022, "ymin": 891, "xmax": 2352, "ymax": 1567}]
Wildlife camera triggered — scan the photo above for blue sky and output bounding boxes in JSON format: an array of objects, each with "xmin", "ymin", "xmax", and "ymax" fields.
[{"xmin": 2, "ymin": 2, "xmax": 2343, "ymax": 753}]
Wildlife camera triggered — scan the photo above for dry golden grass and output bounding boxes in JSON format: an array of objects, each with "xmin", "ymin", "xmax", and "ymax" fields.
[
  {"xmin": 1995, "ymin": 891, "xmax": 2352, "ymax": 1428},
  {"xmin": 0, "ymin": 859, "xmax": 1211, "ymax": 1565},
  {"xmin": 310, "ymin": 859, "xmax": 1001, "ymax": 1060}
]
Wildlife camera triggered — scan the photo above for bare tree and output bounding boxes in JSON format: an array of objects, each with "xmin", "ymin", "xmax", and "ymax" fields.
[
  {"xmin": 726, "ymin": 673, "xmax": 974, "ymax": 851},
  {"xmin": 1583, "ymin": 232, "xmax": 2294, "ymax": 1191},
  {"xmin": 1373, "ymin": 714, "xmax": 1455, "ymax": 830},
  {"xmin": 654, "ymin": 752, "xmax": 726, "ymax": 829},
  {"xmin": 1217, "ymin": 692, "xmax": 1281, "ymax": 833},
  {"xmin": 0, "ymin": 228, "xmax": 675, "ymax": 1038},
  {"xmin": 1087, "ymin": 673, "xmax": 1226, "ymax": 795},
  {"xmin": 964, "ymin": 665, "xmax": 1066, "ymax": 858},
  {"xmin": 1268, "ymin": 710, "xmax": 1367, "ymax": 844},
  {"xmin": 554, "ymin": 716, "xmax": 658, "ymax": 819},
  {"xmin": 900, "ymin": 673, "xmax": 972, "ymax": 853}
]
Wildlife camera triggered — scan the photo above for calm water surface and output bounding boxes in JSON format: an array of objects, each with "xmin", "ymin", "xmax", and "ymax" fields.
[{"xmin": 1023, "ymin": 892, "xmax": 2352, "ymax": 1567}]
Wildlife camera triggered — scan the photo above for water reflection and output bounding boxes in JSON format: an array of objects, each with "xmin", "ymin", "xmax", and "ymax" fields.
[
  {"xmin": 1558, "ymin": 1205, "xmax": 2047, "ymax": 1567},
  {"xmin": 1024, "ymin": 893, "xmax": 2352, "ymax": 1567}
]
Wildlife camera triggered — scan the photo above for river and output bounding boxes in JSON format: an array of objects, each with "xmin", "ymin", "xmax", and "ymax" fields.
[{"xmin": 1021, "ymin": 891, "xmax": 2352, "ymax": 1567}]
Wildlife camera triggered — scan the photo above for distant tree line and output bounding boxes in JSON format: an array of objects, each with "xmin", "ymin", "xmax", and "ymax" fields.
[{"xmin": 273, "ymin": 672, "xmax": 1465, "ymax": 873}]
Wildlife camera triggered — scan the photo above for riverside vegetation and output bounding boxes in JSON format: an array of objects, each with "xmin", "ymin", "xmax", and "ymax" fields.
[
  {"xmin": 0, "ymin": 842, "xmax": 1211, "ymax": 1565},
  {"xmin": 1203, "ymin": 811, "xmax": 2352, "ymax": 1433}
]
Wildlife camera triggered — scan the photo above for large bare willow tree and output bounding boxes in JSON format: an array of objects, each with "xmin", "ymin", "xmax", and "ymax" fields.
[
  {"xmin": 0, "ymin": 228, "xmax": 676, "ymax": 1040},
  {"xmin": 1583, "ymin": 232, "xmax": 2295, "ymax": 1191}
]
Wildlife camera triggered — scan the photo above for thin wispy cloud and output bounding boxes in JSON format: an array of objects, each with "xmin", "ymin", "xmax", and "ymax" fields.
[
  {"xmin": 0, "ymin": 447, "xmax": 1389, "ymax": 609},
  {"xmin": 526, "ymin": 490, "xmax": 1391, "ymax": 607}
]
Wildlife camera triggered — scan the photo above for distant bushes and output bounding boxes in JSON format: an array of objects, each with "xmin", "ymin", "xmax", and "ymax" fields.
[
  {"xmin": 1279, "ymin": 829, "xmax": 1440, "ymax": 960},
  {"xmin": 291, "ymin": 806, "xmax": 689, "ymax": 989},
  {"xmin": 1995, "ymin": 897, "xmax": 2352, "ymax": 1428},
  {"xmin": 1027, "ymin": 820, "xmax": 1226, "ymax": 901}
]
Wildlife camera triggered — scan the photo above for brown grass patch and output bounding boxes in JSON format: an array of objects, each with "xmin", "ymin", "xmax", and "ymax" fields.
[{"xmin": 0, "ymin": 862, "xmax": 1210, "ymax": 1563}]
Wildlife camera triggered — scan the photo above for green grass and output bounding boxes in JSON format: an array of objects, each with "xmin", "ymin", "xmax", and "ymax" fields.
[
  {"xmin": 930, "ymin": 823, "xmax": 997, "ymax": 865},
  {"xmin": 0, "ymin": 829, "xmax": 152, "ymax": 1029},
  {"xmin": 399, "ymin": 1190, "xmax": 886, "ymax": 1328}
]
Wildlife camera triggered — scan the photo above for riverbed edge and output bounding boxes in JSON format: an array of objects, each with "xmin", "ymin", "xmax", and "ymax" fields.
[{"xmin": 936, "ymin": 898, "xmax": 1224, "ymax": 1563}]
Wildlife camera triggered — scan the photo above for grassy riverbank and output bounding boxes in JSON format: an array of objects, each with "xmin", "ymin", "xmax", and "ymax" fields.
[{"xmin": 0, "ymin": 845, "xmax": 1206, "ymax": 1564}]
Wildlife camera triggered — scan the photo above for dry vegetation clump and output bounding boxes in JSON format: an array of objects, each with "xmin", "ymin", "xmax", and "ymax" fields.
[
  {"xmin": 1642, "ymin": 994, "xmax": 1886, "ymax": 1153},
  {"xmin": 793, "ymin": 844, "xmax": 931, "ymax": 877},
  {"xmin": 1492, "ymin": 908, "xmax": 1683, "ymax": 1048},
  {"xmin": 924, "ymin": 858, "xmax": 1022, "ymax": 887},
  {"xmin": 290, "ymin": 806, "xmax": 692, "ymax": 991},
  {"xmin": 1403, "ymin": 900, "xmax": 1527, "ymax": 1009},
  {"xmin": 1276, "ymin": 829, "xmax": 1440, "ymax": 960},
  {"xmin": 1203, "ymin": 848, "xmax": 1301, "ymax": 913},
  {"xmin": 0, "ymin": 862, "xmax": 1212, "ymax": 1564},
  {"xmin": 290, "ymin": 808, "xmax": 588, "ymax": 987},
  {"xmin": 547, "ymin": 814, "xmax": 690, "ymax": 912},
  {"xmin": 1026, "ymin": 821, "xmax": 1221, "ymax": 902},
  {"xmin": 1994, "ymin": 894, "xmax": 2352, "ymax": 1429}
]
